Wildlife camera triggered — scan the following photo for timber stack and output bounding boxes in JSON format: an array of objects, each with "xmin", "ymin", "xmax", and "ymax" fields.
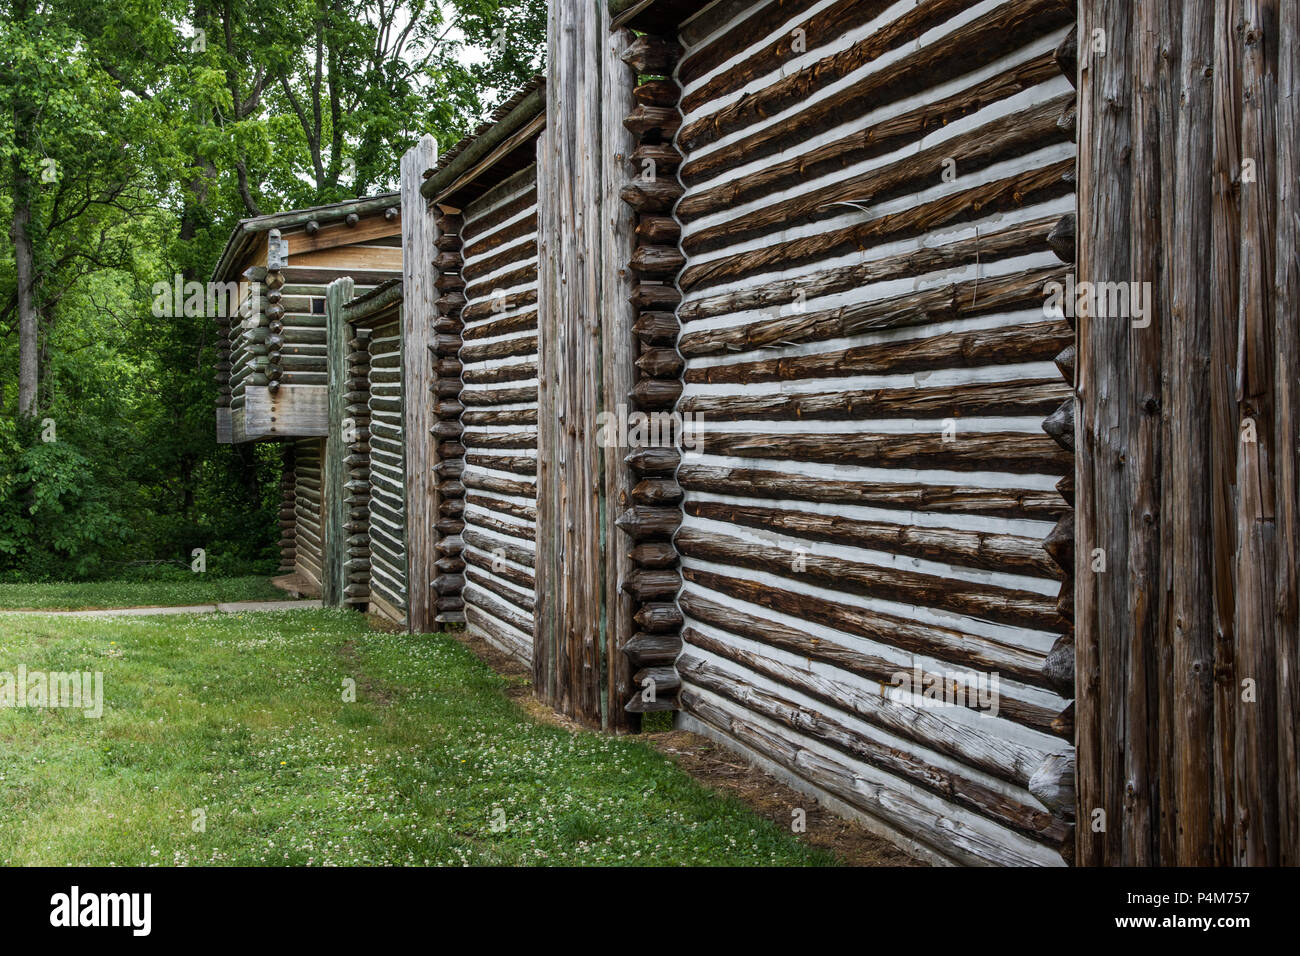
[
  {"xmin": 616, "ymin": 32, "xmax": 687, "ymax": 715},
  {"xmin": 343, "ymin": 325, "xmax": 373, "ymax": 608},
  {"xmin": 432, "ymin": 210, "xmax": 467, "ymax": 625},
  {"xmin": 278, "ymin": 445, "xmax": 296, "ymax": 574},
  {"xmin": 265, "ymin": 230, "xmax": 286, "ymax": 393},
  {"xmin": 1031, "ymin": 18, "xmax": 1080, "ymax": 858}
]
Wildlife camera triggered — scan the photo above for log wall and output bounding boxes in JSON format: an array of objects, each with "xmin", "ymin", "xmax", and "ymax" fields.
[
  {"xmin": 365, "ymin": 315, "xmax": 410, "ymax": 623},
  {"xmin": 292, "ymin": 437, "xmax": 325, "ymax": 588},
  {"xmin": 666, "ymin": 0, "xmax": 1078, "ymax": 866},
  {"xmin": 457, "ymin": 165, "xmax": 541, "ymax": 664}
]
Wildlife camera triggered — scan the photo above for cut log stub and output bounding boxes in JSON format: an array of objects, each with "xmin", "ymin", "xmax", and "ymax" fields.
[
  {"xmin": 345, "ymin": 212, "xmax": 359, "ymax": 227},
  {"xmin": 623, "ymin": 105, "xmax": 682, "ymax": 140},
  {"xmin": 633, "ymin": 311, "xmax": 680, "ymax": 344},
  {"xmin": 631, "ymin": 477, "xmax": 684, "ymax": 505},
  {"xmin": 629, "ymin": 377, "xmax": 683, "ymax": 409},
  {"xmin": 621, "ymin": 34, "xmax": 682, "ymax": 75},
  {"xmin": 615, "ymin": 506, "xmax": 683, "ymax": 540},
  {"xmin": 625, "ymin": 445, "xmax": 680, "ymax": 475},
  {"xmin": 1043, "ymin": 631, "xmax": 1075, "ymax": 698},
  {"xmin": 628, "ymin": 540, "xmax": 680, "ymax": 568},
  {"xmin": 631, "ymin": 145, "xmax": 682, "ymax": 174},
  {"xmin": 1055, "ymin": 24, "xmax": 1077, "ymax": 87},
  {"xmin": 621, "ymin": 568, "xmax": 682, "ymax": 602},
  {"xmin": 620, "ymin": 179, "xmax": 685, "ymax": 213},
  {"xmin": 1057, "ymin": 102, "xmax": 1077, "ymax": 142},
  {"xmin": 1046, "ymin": 213, "xmax": 1076, "ymax": 264},
  {"xmin": 1054, "ymin": 344, "xmax": 1077, "ymax": 382},
  {"xmin": 635, "ymin": 215, "xmax": 681, "ymax": 245},
  {"xmin": 434, "ymin": 251, "xmax": 461, "ymax": 272},
  {"xmin": 1043, "ymin": 512, "xmax": 1075, "ymax": 571},
  {"xmin": 634, "ymin": 78, "xmax": 680, "ymax": 107},
  {"xmin": 1028, "ymin": 752, "xmax": 1076, "ymax": 819},
  {"xmin": 1043, "ymin": 397, "xmax": 1075, "ymax": 451},
  {"xmin": 384, "ymin": 206, "xmax": 399, "ymax": 221},
  {"xmin": 1056, "ymin": 472, "xmax": 1075, "ymax": 506},
  {"xmin": 633, "ymin": 602, "xmax": 683, "ymax": 633},
  {"xmin": 625, "ymin": 690, "xmax": 678, "ymax": 713},
  {"xmin": 304, "ymin": 220, "xmax": 319, "ymax": 235},
  {"xmin": 624, "ymin": 631, "xmax": 683, "ymax": 667},
  {"xmin": 635, "ymin": 348, "xmax": 685, "ymax": 378},
  {"xmin": 630, "ymin": 244, "xmax": 687, "ymax": 277},
  {"xmin": 630, "ymin": 282, "xmax": 681, "ymax": 310},
  {"xmin": 1050, "ymin": 701, "xmax": 1074, "ymax": 740},
  {"xmin": 632, "ymin": 665, "xmax": 681, "ymax": 695}
]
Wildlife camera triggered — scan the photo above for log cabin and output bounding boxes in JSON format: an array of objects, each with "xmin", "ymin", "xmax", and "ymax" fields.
[
  {"xmin": 210, "ymin": 0, "xmax": 1300, "ymax": 867},
  {"xmin": 213, "ymin": 195, "xmax": 403, "ymax": 594}
]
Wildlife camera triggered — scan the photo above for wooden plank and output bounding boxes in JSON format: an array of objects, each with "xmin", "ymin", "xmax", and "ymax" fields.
[
  {"xmin": 323, "ymin": 277, "xmax": 355, "ymax": 606},
  {"xmin": 402, "ymin": 134, "xmax": 440, "ymax": 634}
]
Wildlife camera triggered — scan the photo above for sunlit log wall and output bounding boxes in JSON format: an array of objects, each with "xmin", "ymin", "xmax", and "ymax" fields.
[
  {"xmin": 647, "ymin": 0, "xmax": 1079, "ymax": 866},
  {"xmin": 456, "ymin": 167, "xmax": 542, "ymax": 663},
  {"xmin": 1075, "ymin": 0, "xmax": 1299, "ymax": 867}
]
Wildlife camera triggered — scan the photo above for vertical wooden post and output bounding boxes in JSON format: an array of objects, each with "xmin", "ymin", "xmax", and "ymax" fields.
[
  {"xmin": 535, "ymin": 0, "xmax": 636, "ymax": 730},
  {"xmin": 323, "ymin": 276, "xmax": 355, "ymax": 607},
  {"xmin": 401, "ymin": 134, "xmax": 440, "ymax": 634},
  {"xmin": 1273, "ymin": 0, "xmax": 1300, "ymax": 867}
]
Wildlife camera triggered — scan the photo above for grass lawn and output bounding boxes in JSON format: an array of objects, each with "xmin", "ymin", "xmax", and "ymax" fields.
[
  {"xmin": 0, "ymin": 576, "xmax": 293, "ymax": 611},
  {"xmin": 0, "ymin": 608, "xmax": 836, "ymax": 866}
]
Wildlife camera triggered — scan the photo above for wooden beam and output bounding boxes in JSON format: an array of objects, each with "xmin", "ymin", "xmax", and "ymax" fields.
[{"xmin": 401, "ymin": 134, "xmax": 441, "ymax": 634}]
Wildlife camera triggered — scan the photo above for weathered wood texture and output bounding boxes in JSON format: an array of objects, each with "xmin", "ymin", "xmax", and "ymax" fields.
[
  {"xmin": 667, "ymin": 0, "xmax": 1077, "ymax": 866},
  {"xmin": 535, "ymin": 2, "xmax": 638, "ymax": 730},
  {"xmin": 459, "ymin": 164, "xmax": 541, "ymax": 663},
  {"xmin": 614, "ymin": 26, "xmax": 686, "ymax": 716},
  {"xmin": 291, "ymin": 437, "xmax": 325, "ymax": 588},
  {"xmin": 401, "ymin": 135, "xmax": 441, "ymax": 633},
  {"xmin": 322, "ymin": 277, "xmax": 355, "ymax": 606},
  {"xmin": 364, "ymin": 314, "xmax": 409, "ymax": 623},
  {"xmin": 1076, "ymin": 0, "xmax": 1299, "ymax": 866}
]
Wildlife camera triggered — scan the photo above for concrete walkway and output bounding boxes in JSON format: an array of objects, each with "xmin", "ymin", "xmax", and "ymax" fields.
[{"xmin": 0, "ymin": 599, "xmax": 322, "ymax": 617}]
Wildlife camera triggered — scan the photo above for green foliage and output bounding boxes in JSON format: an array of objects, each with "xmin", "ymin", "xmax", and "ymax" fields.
[{"xmin": 0, "ymin": 419, "xmax": 131, "ymax": 580}]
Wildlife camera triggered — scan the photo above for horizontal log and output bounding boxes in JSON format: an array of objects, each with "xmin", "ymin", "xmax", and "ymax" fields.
[
  {"xmin": 696, "ymin": 430, "xmax": 1072, "ymax": 476},
  {"xmin": 621, "ymin": 34, "xmax": 681, "ymax": 74},
  {"xmin": 634, "ymin": 602, "xmax": 683, "ymax": 633},
  {"xmin": 631, "ymin": 477, "xmax": 683, "ymax": 506},
  {"xmin": 625, "ymin": 446, "xmax": 680, "ymax": 475},
  {"xmin": 629, "ymin": 283, "xmax": 680, "ymax": 310},
  {"xmin": 619, "ymin": 179, "xmax": 684, "ymax": 213},
  {"xmin": 679, "ymin": 650, "xmax": 1069, "ymax": 848},
  {"xmin": 680, "ymin": 272, "xmax": 1068, "ymax": 360},
  {"xmin": 681, "ymin": 575, "xmax": 1055, "ymax": 703},
  {"xmin": 621, "ymin": 568, "xmax": 682, "ymax": 602},
  {"xmin": 624, "ymin": 631, "xmax": 682, "ymax": 667},
  {"xmin": 629, "ymin": 378, "xmax": 683, "ymax": 409},
  {"xmin": 615, "ymin": 506, "xmax": 682, "ymax": 540},
  {"xmin": 685, "ymin": 500, "xmax": 1060, "ymax": 578},
  {"xmin": 679, "ymin": 378, "xmax": 1071, "ymax": 422},
  {"xmin": 623, "ymin": 105, "xmax": 681, "ymax": 140},
  {"xmin": 635, "ymin": 348, "xmax": 684, "ymax": 378},
  {"xmin": 633, "ymin": 78, "xmax": 679, "ymax": 107},
  {"xmin": 633, "ymin": 312, "xmax": 680, "ymax": 345},
  {"xmin": 678, "ymin": 527, "xmax": 1063, "ymax": 632},
  {"xmin": 629, "ymin": 244, "xmax": 686, "ymax": 278}
]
